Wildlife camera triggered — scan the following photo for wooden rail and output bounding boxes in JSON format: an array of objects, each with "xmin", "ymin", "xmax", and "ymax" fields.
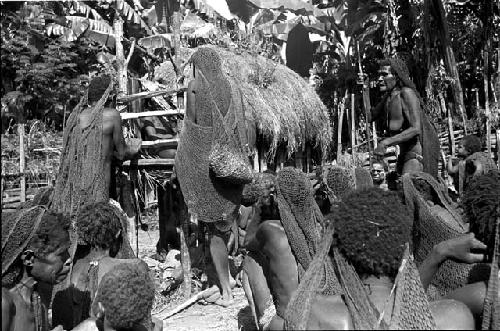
[
  {"xmin": 141, "ymin": 138, "xmax": 179, "ymax": 149},
  {"xmin": 122, "ymin": 158, "xmax": 175, "ymax": 167},
  {"xmin": 120, "ymin": 110, "xmax": 184, "ymax": 120}
]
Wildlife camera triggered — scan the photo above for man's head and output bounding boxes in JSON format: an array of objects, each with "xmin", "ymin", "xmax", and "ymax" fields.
[
  {"xmin": 330, "ymin": 187, "xmax": 412, "ymax": 279},
  {"xmin": 378, "ymin": 58, "xmax": 416, "ymax": 93},
  {"xmin": 458, "ymin": 135, "xmax": 481, "ymax": 158},
  {"xmin": 92, "ymin": 261, "xmax": 155, "ymax": 329},
  {"xmin": 241, "ymin": 171, "xmax": 279, "ymax": 220},
  {"xmin": 463, "ymin": 170, "xmax": 500, "ymax": 260},
  {"xmin": 371, "ymin": 160, "xmax": 387, "ymax": 185},
  {"xmin": 76, "ymin": 201, "xmax": 123, "ymax": 252},
  {"xmin": 2, "ymin": 209, "xmax": 71, "ymax": 287},
  {"xmin": 88, "ymin": 75, "xmax": 112, "ymax": 104}
]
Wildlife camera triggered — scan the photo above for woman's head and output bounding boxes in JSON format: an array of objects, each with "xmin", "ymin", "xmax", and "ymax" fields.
[
  {"xmin": 76, "ymin": 201, "xmax": 123, "ymax": 251},
  {"xmin": 330, "ymin": 188, "xmax": 412, "ymax": 279},
  {"xmin": 2, "ymin": 209, "xmax": 71, "ymax": 286}
]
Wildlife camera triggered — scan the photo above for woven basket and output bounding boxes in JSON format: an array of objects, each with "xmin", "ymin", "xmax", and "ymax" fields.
[{"xmin": 481, "ymin": 217, "xmax": 500, "ymax": 330}]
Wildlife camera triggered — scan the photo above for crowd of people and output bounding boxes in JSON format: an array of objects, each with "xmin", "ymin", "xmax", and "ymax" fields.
[{"xmin": 1, "ymin": 46, "xmax": 499, "ymax": 331}]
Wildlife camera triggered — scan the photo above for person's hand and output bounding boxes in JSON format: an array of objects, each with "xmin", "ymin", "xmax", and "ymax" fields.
[
  {"xmin": 50, "ymin": 326, "xmax": 66, "ymax": 331},
  {"xmin": 126, "ymin": 137, "xmax": 142, "ymax": 155},
  {"xmin": 373, "ymin": 142, "xmax": 387, "ymax": 157},
  {"xmin": 435, "ymin": 233, "xmax": 487, "ymax": 264}
]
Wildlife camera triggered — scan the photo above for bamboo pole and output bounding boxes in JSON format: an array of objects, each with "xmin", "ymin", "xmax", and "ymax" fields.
[{"xmin": 18, "ymin": 124, "xmax": 26, "ymax": 202}]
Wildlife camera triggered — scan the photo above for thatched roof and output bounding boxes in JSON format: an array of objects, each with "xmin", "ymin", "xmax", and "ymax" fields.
[{"xmin": 156, "ymin": 45, "xmax": 332, "ymax": 159}]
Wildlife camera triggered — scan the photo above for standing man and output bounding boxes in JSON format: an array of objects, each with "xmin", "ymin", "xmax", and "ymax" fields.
[
  {"xmin": 52, "ymin": 75, "xmax": 141, "ymax": 216},
  {"xmin": 368, "ymin": 58, "xmax": 439, "ymax": 177}
]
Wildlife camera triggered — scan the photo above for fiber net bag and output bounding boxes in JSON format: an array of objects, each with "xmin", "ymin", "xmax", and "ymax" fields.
[
  {"xmin": 284, "ymin": 221, "xmax": 337, "ymax": 330},
  {"xmin": 354, "ymin": 167, "xmax": 374, "ymax": 190},
  {"xmin": 402, "ymin": 172, "xmax": 482, "ymax": 298},
  {"xmin": 276, "ymin": 167, "xmax": 340, "ymax": 298},
  {"xmin": 326, "ymin": 165, "xmax": 355, "ymax": 198},
  {"xmin": 332, "ymin": 248, "xmax": 380, "ymax": 330},
  {"xmin": 383, "ymin": 246, "xmax": 437, "ymax": 330},
  {"xmin": 176, "ymin": 118, "xmax": 242, "ymax": 224},
  {"xmin": 2, "ymin": 206, "xmax": 47, "ymax": 276},
  {"xmin": 481, "ymin": 218, "xmax": 499, "ymax": 330}
]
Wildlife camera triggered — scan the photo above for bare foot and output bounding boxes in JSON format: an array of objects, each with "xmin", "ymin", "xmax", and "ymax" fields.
[{"xmin": 203, "ymin": 289, "xmax": 234, "ymax": 307}]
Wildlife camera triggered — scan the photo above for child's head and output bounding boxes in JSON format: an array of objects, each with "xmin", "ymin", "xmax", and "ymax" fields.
[
  {"xmin": 92, "ymin": 261, "xmax": 155, "ymax": 329},
  {"xmin": 457, "ymin": 135, "xmax": 481, "ymax": 158}
]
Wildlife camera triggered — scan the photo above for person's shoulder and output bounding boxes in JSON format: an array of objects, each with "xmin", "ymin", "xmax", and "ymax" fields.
[
  {"xmin": 400, "ymin": 87, "xmax": 418, "ymax": 99},
  {"xmin": 72, "ymin": 318, "xmax": 100, "ymax": 331},
  {"xmin": 2, "ymin": 287, "xmax": 15, "ymax": 320},
  {"xmin": 102, "ymin": 107, "xmax": 120, "ymax": 118}
]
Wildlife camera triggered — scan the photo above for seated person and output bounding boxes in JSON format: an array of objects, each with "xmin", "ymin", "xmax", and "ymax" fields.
[
  {"xmin": 326, "ymin": 188, "xmax": 480, "ymax": 329},
  {"xmin": 447, "ymin": 170, "xmax": 500, "ymax": 327},
  {"xmin": 52, "ymin": 201, "xmax": 147, "ymax": 330},
  {"xmin": 447, "ymin": 135, "xmax": 496, "ymax": 195},
  {"xmin": 141, "ymin": 116, "xmax": 178, "ymax": 159},
  {"xmin": 2, "ymin": 207, "xmax": 72, "ymax": 331},
  {"xmin": 370, "ymin": 159, "xmax": 388, "ymax": 190},
  {"xmin": 72, "ymin": 262, "xmax": 155, "ymax": 331},
  {"xmin": 242, "ymin": 169, "xmax": 349, "ymax": 330}
]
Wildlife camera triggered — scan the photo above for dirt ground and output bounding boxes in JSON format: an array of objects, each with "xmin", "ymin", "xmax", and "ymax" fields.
[{"xmin": 137, "ymin": 224, "xmax": 256, "ymax": 331}]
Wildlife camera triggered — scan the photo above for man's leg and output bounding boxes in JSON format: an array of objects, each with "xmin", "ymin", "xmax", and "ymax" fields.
[
  {"xmin": 209, "ymin": 228, "xmax": 233, "ymax": 306},
  {"xmin": 402, "ymin": 158, "xmax": 423, "ymax": 175},
  {"xmin": 242, "ymin": 252, "xmax": 273, "ymax": 329},
  {"xmin": 256, "ymin": 220, "xmax": 299, "ymax": 328}
]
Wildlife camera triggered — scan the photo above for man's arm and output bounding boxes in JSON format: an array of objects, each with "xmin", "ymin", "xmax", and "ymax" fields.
[
  {"xmin": 111, "ymin": 110, "xmax": 141, "ymax": 161},
  {"xmin": 380, "ymin": 88, "xmax": 421, "ymax": 148},
  {"xmin": 143, "ymin": 126, "xmax": 174, "ymax": 140},
  {"xmin": 418, "ymin": 233, "xmax": 486, "ymax": 291}
]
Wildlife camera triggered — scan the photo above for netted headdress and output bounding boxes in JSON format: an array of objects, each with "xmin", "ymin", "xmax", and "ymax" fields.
[
  {"xmin": 2, "ymin": 206, "xmax": 47, "ymax": 276},
  {"xmin": 326, "ymin": 165, "xmax": 355, "ymax": 198},
  {"xmin": 388, "ymin": 57, "xmax": 418, "ymax": 93}
]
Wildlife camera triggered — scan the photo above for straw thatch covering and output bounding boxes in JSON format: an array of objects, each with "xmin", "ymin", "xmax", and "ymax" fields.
[
  {"xmin": 207, "ymin": 46, "xmax": 332, "ymax": 159},
  {"xmin": 157, "ymin": 46, "xmax": 332, "ymax": 159}
]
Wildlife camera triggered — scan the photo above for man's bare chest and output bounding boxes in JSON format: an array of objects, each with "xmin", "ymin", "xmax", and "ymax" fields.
[{"xmin": 385, "ymin": 92, "xmax": 404, "ymax": 122}]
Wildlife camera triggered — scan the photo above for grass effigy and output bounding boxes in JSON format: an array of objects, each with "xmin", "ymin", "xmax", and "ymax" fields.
[{"xmin": 179, "ymin": 46, "xmax": 332, "ymax": 160}]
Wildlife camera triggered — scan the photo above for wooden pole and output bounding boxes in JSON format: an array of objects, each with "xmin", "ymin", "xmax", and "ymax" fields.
[
  {"xmin": 18, "ymin": 124, "xmax": 26, "ymax": 202},
  {"xmin": 350, "ymin": 93, "xmax": 356, "ymax": 154},
  {"xmin": 496, "ymin": 129, "xmax": 500, "ymax": 168},
  {"xmin": 484, "ymin": 47, "xmax": 492, "ymax": 157},
  {"xmin": 439, "ymin": 92, "xmax": 455, "ymax": 156},
  {"xmin": 337, "ymin": 91, "xmax": 348, "ymax": 162}
]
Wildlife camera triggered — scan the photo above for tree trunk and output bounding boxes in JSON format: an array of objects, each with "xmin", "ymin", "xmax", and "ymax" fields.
[
  {"xmin": 427, "ymin": 0, "xmax": 467, "ymax": 133},
  {"xmin": 114, "ymin": 18, "xmax": 127, "ymax": 98}
]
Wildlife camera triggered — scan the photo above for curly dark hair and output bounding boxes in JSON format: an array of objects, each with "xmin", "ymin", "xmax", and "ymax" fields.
[
  {"xmin": 93, "ymin": 261, "xmax": 155, "ymax": 329},
  {"xmin": 76, "ymin": 202, "xmax": 123, "ymax": 249},
  {"xmin": 241, "ymin": 171, "xmax": 277, "ymax": 206},
  {"xmin": 2, "ymin": 209, "xmax": 70, "ymax": 287},
  {"xmin": 88, "ymin": 75, "xmax": 111, "ymax": 103},
  {"xmin": 461, "ymin": 135, "xmax": 482, "ymax": 155},
  {"xmin": 329, "ymin": 187, "xmax": 412, "ymax": 279},
  {"xmin": 463, "ymin": 170, "xmax": 500, "ymax": 257}
]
